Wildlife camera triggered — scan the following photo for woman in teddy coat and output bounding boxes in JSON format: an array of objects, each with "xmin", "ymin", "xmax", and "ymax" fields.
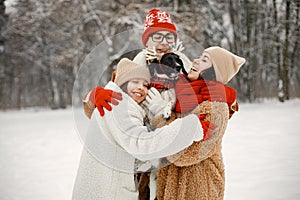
[{"xmin": 151, "ymin": 46, "xmax": 246, "ymax": 200}]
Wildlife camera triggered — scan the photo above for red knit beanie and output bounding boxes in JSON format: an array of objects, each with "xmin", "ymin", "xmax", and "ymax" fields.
[{"xmin": 142, "ymin": 8, "xmax": 177, "ymax": 46}]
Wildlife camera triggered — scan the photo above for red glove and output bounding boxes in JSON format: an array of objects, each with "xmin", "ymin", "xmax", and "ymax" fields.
[
  {"xmin": 201, "ymin": 80, "xmax": 236, "ymax": 105},
  {"xmin": 198, "ymin": 114, "xmax": 216, "ymax": 141},
  {"xmin": 89, "ymin": 87, "xmax": 123, "ymax": 116}
]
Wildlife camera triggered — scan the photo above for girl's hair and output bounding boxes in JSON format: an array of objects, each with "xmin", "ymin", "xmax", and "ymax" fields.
[
  {"xmin": 120, "ymin": 82, "xmax": 128, "ymax": 93},
  {"xmin": 199, "ymin": 66, "xmax": 216, "ymax": 80}
]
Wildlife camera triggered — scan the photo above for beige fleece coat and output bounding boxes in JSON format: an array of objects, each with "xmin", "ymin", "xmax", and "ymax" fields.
[{"xmin": 152, "ymin": 101, "xmax": 229, "ymax": 200}]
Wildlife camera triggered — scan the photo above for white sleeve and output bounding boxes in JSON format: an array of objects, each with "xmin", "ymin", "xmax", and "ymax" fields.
[
  {"xmin": 127, "ymin": 114, "xmax": 203, "ymax": 161},
  {"xmin": 99, "ymin": 105, "xmax": 203, "ymax": 161}
]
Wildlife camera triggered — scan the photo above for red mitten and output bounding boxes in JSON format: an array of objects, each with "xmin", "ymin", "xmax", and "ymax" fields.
[
  {"xmin": 198, "ymin": 114, "xmax": 216, "ymax": 140},
  {"xmin": 222, "ymin": 85, "xmax": 236, "ymax": 106},
  {"xmin": 89, "ymin": 87, "xmax": 123, "ymax": 116}
]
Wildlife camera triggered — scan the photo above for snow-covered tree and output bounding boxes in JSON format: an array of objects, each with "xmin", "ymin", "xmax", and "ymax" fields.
[{"xmin": 0, "ymin": 0, "xmax": 299, "ymax": 109}]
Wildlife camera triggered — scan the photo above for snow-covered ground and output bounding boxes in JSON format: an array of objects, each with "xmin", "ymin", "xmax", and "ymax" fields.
[{"xmin": 0, "ymin": 99, "xmax": 299, "ymax": 200}]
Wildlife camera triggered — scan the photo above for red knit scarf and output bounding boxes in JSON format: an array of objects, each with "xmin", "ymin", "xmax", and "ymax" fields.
[
  {"xmin": 175, "ymin": 74, "xmax": 207, "ymax": 113},
  {"xmin": 175, "ymin": 74, "xmax": 237, "ymax": 113},
  {"xmin": 150, "ymin": 75, "xmax": 177, "ymax": 92}
]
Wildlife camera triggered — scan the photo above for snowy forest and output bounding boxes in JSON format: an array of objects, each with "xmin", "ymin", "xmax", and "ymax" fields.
[{"xmin": 0, "ymin": 0, "xmax": 299, "ymax": 109}]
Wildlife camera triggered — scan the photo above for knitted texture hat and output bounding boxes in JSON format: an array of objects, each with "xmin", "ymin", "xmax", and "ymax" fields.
[
  {"xmin": 114, "ymin": 58, "xmax": 151, "ymax": 86},
  {"xmin": 142, "ymin": 8, "xmax": 177, "ymax": 46},
  {"xmin": 203, "ymin": 46, "xmax": 246, "ymax": 84}
]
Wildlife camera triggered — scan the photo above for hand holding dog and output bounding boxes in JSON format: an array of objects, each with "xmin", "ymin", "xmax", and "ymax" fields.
[{"xmin": 143, "ymin": 87, "xmax": 172, "ymax": 119}]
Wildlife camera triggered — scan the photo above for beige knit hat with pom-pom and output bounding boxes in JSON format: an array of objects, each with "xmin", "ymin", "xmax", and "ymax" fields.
[
  {"xmin": 114, "ymin": 58, "xmax": 150, "ymax": 86},
  {"xmin": 203, "ymin": 46, "xmax": 246, "ymax": 84}
]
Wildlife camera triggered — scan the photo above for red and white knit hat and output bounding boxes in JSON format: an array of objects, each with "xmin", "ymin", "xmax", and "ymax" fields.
[{"xmin": 142, "ymin": 8, "xmax": 177, "ymax": 46}]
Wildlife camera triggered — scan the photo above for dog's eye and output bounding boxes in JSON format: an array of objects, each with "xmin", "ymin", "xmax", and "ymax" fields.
[{"xmin": 176, "ymin": 63, "xmax": 182, "ymax": 70}]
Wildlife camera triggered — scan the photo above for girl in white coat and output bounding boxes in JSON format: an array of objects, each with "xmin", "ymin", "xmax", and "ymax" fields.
[{"xmin": 72, "ymin": 58, "xmax": 204, "ymax": 200}]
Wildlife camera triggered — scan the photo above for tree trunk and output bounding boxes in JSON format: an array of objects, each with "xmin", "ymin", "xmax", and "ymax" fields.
[
  {"xmin": 282, "ymin": 0, "xmax": 291, "ymax": 101},
  {"xmin": 290, "ymin": 0, "xmax": 299, "ymax": 75},
  {"xmin": 273, "ymin": 0, "xmax": 284, "ymax": 102}
]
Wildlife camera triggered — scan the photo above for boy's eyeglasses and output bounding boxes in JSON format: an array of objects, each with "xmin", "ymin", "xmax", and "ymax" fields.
[{"xmin": 150, "ymin": 33, "xmax": 176, "ymax": 43}]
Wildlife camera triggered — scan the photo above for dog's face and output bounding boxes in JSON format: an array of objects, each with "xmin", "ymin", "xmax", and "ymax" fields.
[{"xmin": 148, "ymin": 53, "xmax": 185, "ymax": 80}]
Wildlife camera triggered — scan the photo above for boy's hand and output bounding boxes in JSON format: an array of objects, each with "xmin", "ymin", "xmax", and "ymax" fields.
[
  {"xmin": 172, "ymin": 40, "xmax": 185, "ymax": 52},
  {"xmin": 143, "ymin": 47, "xmax": 164, "ymax": 61}
]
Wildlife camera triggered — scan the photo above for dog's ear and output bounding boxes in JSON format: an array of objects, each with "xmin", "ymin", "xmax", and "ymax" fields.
[
  {"xmin": 174, "ymin": 55, "xmax": 184, "ymax": 73},
  {"xmin": 178, "ymin": 58, "xmax": 188, "ymax": 75},
  {"xmin": 161, "ymin": 53, "xmax": 186, "ymax": 74},
  {"xmin": 173, "ymin": 53, "xmax": 188, "ymax": 75}
]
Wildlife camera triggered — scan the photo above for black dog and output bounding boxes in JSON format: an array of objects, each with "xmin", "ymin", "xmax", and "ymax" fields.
[
  {"xmin": 146, "ymin": 52, "xmax": 188, "ymax": 120},
  {"xmin": 148, "ymin": 52, "xmax": 187, "ymax": 80}
]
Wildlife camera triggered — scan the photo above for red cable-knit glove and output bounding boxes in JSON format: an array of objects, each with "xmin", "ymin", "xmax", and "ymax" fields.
[
  {"xmin": 89, "ymin": 87, "xmax": 123, "ymax": 116},
  {"xmin": 201, "ymin": 81, "xmax": 236, "ymax": 105},
  {"xmin": 198, "ymin": 114, "xmax": 217, "ymax": 141},
  {"xmin": 202, "ymin": 81, "xmax": 238, "ymax": 118}
]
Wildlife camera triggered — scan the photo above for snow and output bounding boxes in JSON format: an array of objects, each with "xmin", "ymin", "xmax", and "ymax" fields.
[
  {"xmin": 223, "ymin": 99, "xmax": 300, "ymax": 199},
  {"xmin": 0, "ymin": 99, "xmax": 300, "ymax": 200},
  {"xmin": 4, "ymin": 0, "xmax": 18, "ymax": 15},
  {"xmin": 0, "ymin": 108, "xmax": 82, "ymax": 200}
]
